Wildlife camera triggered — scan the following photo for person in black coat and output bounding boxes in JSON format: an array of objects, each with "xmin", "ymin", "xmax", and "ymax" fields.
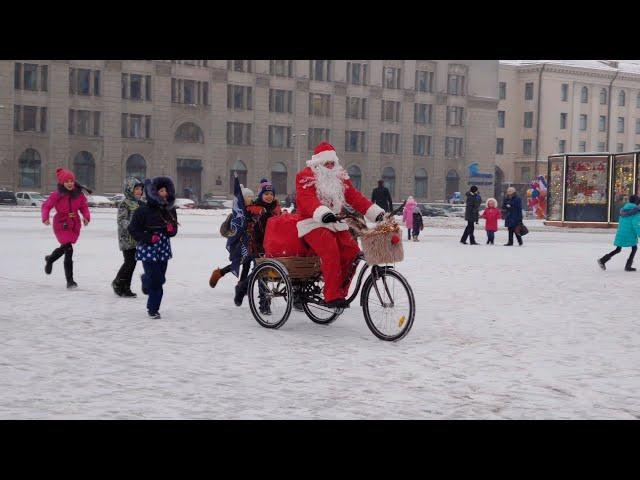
[
  {"xmin": 502, "ymin": 187, "xmax": 523, "ymax": 246},
  {"xmin": 460, "ymin": 185, "xmax": 481, "ymax": 245},
  {"xmin": 128, "ymin": 176, "xmax": 179, "ymax": 319},
  {"xmin": 371, "ymin": 180, "xmax": 393, "ymax": 212}
]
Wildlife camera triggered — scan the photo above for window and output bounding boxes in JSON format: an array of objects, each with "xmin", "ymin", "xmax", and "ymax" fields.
[
  {"xmin": 383, "ymin": 67, "xmax": 402, "ymax": 89},
  {"xmin": 560, "ymin": 113, "xmax": 567, "ymax": 130},
  {"xmin": 598, "ymin": 142, "xmax": 606, "ymax": 152},
  {"xmin": 93, "ymin": 111, "xmax": 101, "ymax": 136},
  {"xmin": 416, "ymin": 70, "xmax": 434, "ymax": 93},
  {"xmin": 636, "ymin": 144, "xmax": 640, "ymax": 150},
  {"xmin": 73, "ymin": 151, "xmax": 95, "ymax": 189},
  {"xmin": 271, "ymin": 162, "xmax": 288, "ymax": 195},
  {"xmin": 445, "ymin": 137, "xmax": 464, "ymax": 157},
  {"xmin": 525, "ymin": 82, "xmax": 534, "ymax": 100},
  {"xmin": 618, "ymin": 117, "xmax": 625, "ymax": 133},
  {"xmin": 414, "ymin": 168, "xmax": 428, "ymax": 198},
  {"xmin": 23, "ymin": 106, "xmax": 37, "ymax": 131},
  {"xmin": 448, "ymin": 74, "xmax": 465, "ymax": 96},
  {"xmin": 416, "ymin": 103, "xmax": 433, "ymax": 124},
  {"xmin": 308, "ymin": 128, "xmax": 330, "ymax": 149},
  {"xmin": 23, "ymin": 64, "xmax": 38, "ymax": 90},
  {"xmin": 347, "ymin": 165, "xmax": 362, "ymax": 190},
  {"xmin": 127, "ymin": 74, "xmax": 142, "ymax": 100},
  {"xmin": 309, "ymin": 93, "xmax": 331, "ymax": 116},
  {"xmin": 227, "ymin": 85, "xmax": 253, "ymax": 111},
  {"xmin": 580, "ymin": 114, "xmax": 588, "ymax": 131},
  {"xmin": 617, "ymin": 143, "xmax": 624, "ymax": 152},
  {"xmin": 599, "ymin": 115, "xmax": 607, "ymax": 132},
  {"xmin": 347, "ymin": 62, "xmax": 368, "ymax": 85},
  {"xmin": 175, "ymin": 122, "xmax": 204, "ymax": 143},
  {"xmin": 381, "ymin": 100, "xmax": 400, "ymax": 122},
  {"xmin": 413, "ymin": 135, "xmax": 432, "ymax": 156},
  {"xmin": 269, "ymin": 89, "xmax": 293, "ymax": 113},
  {"xmin": 69, "ymin": 67, "xmax": 101, "ymax": 96},
  {"xmin": 601, "ymin": 88, "xmax": 608, "ymax": 105},
  {"xmin": 447, "ymin": 106, "xmax": 464, "ymax": 126},
  {"xmin": 268, "ymin": 125, "xmax": 292, "ymax": 148},
  {"xmin": 15, "ymin": 63, "xmax": 48, "ymax": 92},
  {"xmin": 619, "ymin": 90, "xmax": 626, "ymax": 106},
  {"xmin": 18, "ymin": 149, "xmax": 41, "ymax": 188},
  {"xmin": 227, "ymin": 60, "xmax": 253, "ymax": 73},
  {"xmin": 561, "ymin": 83, "xmax": 568, "ymax": 101},
  {"xmin": 171, "ymin": 78, "xmax": 210, "ymax": 105},
  {"xmin": 78, "ymin": 69, "xmax": 90, "ymax": 95},
  {"xmin": 581, "ymin": 86, "xmax": 589, "ymax": 103},
  {"xmin": 499, "ymin": 82, "xmax": 506, "ymax": 100},
  {"xmin": 496, "ymin": 138, "xmax": 504, "ymax": 155},
  {"xmin": 637, "ymin": 93, "xmax": 640, "ymax": 108},
  {"xmin": 524, "ymin": 111, "xmax": 534, "ymax": 128},
  {"xmin": 129, "ymin": 115, "xmax": 143, "ymax": 138},
  {"xmin": 345, "ymin": 131, "xmax": 366, "ymax": 152},
  {"xmin": 13, "ymin": 105, "xmax": 47, "ymax": 133},
  {"xmin": 636, "ymin": 119, "xmax": 640, "ymax": 134},
  {"xmin": 126, "ymin": 154, "xmax": 147, "ymax": 180},
  {"xmin": 382, "ymin": 167, "xmax": 396, "ymax": 197},
  {"xmin": 345, "ymin": 97, "xmax": 367, "ymax": 119},
  {"xmin": 521, "ymin": 167, "xmax": 531, "ymax": 182},
  {"xmin": 559, "ymin": 140, "xmax": 566, "ymax": 153},
  {"xmin": 497, "ymin": 110, "xmax": 505, "ymax": 128},
  {"xmin": 380, "ymin": 133, "xmax": 400, "ymax": 154},
  {"xmin": 523, "ymin": 139, "xmax": 533, "ymax": 155},
  {"xmin": 226, "ymin": 122, "xmax": 252, "ymax": 146},
  {"xmin": 68, "ymin": 109, "xmax": 100, "ymax": 136},
  {"xmin": 270, "ymin": 60, "xmax": 293, "ymax": 77},
  {"xmin": 310, "ymin": 60, "xmax": 332, "ymax": 81},
  {"xmin": 172, "ymin": 60, "xmax": 208, "ymax": 67},
  {"xmin": 579, "ymin": 141, "xmax": 586, "ymax": 152},
  {"xmin": 145, "ymin": 75, "xmax": 152, "ymax": 101}
]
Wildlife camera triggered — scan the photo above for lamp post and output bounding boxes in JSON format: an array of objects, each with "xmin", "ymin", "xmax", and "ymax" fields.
[{"xmin": 292, "ymin": 132, "xmax": 307, "ymax": 173}]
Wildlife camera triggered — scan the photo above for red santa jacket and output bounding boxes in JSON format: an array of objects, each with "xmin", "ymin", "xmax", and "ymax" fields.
[{"xmin": 295, "ymin": 166, "xmax": 384, "ymax": 237}]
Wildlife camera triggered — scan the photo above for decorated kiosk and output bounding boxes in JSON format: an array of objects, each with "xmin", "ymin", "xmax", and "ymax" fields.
[{"xmin": 546, "ymin": 152, "xmax": 638, "ymax": 227}]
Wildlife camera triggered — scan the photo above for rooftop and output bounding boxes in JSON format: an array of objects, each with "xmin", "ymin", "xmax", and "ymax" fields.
[{"xmin": 500, "ymin": 60, "xmax": 640, "ymax": 75}]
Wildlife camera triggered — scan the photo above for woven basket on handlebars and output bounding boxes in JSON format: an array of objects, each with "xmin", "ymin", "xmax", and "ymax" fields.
[
  {"xmin": 360, "ymin": 221, "xmax": 404, "ymax": 266},
  {"xmin": 256, "ymin": 256, "xmax": 322, "ymax": 280}
]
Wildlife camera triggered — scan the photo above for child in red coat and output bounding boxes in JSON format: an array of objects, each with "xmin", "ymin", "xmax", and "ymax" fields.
[{"xmin": 480, "ymin": 198, "xmax": 501, "ymax": 245}]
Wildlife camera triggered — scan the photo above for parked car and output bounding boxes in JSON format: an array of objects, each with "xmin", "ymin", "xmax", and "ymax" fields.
[
  {"xmin": 416, "ymin": 203, "xmax": 447, "ymax": 217},
  {"xmin": 0, "ymin": 190, "xmax": 18, "ymax": 206},
  {"xmin": 424, "ymin": 202, "xmax": 466, "ymax": 217},
  {"xmin": 108, "ymin": 193, "xmax": 125, "ymax": 205},
  {"xmin": 199, "ymin": 199, "xmax": 227, "ymax": 210},
  {"xmin": 174, "ymin": 198, "xmax": 197, "ymax": 209},
  {"xmin": 86, "ymin": 195, "xmax": 114, "ymax": 208},
  {"xmin": 16, "ymin": 191, "xmax": 46, "ymax": 207}
]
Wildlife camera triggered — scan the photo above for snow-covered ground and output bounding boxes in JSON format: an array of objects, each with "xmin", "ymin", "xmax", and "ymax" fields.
[{"xmin": 0, "ymin": 207, "xmax": 638, "ymax": 419}]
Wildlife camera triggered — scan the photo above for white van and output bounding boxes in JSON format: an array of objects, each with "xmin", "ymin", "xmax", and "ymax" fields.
[{"xmin": 16, "ymin": 191, "xmax": 46, "ymax": 207}]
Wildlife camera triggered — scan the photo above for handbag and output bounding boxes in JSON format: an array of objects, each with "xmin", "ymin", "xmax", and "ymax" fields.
[{"xmin": 516, "ymin": 222, "xmax": 529, "ymax": 236}]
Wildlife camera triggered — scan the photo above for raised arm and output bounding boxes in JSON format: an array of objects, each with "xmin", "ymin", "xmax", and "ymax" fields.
[{"xmin": 41, "ymin": 191, "xmax": 58, "ymax": 223}]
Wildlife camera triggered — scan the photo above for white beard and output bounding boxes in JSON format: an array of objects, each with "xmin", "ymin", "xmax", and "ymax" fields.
[{"xmin": 313, "ymin": 164, "xmax": 348, "ymax": 214}]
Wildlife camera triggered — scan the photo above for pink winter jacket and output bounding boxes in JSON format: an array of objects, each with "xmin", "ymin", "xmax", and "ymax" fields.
[
  {"xmin": 41, "ymin": 188, "xmax": 90, "ymax": 244},
  {"xmin": 402, "ymin": 199, "xmax": 417, "ymax": 229}
]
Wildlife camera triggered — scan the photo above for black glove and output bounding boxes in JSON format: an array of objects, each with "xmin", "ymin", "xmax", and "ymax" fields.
[
  {"xmin": 322, "ymin": 212, "xmax": 338, "ymax": 223},
  {"xmin": 375, "ymin": 212, "xmax": 385, "ymax": 222}
]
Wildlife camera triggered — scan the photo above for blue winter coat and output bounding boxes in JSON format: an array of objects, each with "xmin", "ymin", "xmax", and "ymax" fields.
[
  {"xmin": 614, "ymin": 203, "xmax": 640, "ymax": 247},
  {"xmin": 502, "ymin": 195, "xmax": 523, "ymax": 228}
]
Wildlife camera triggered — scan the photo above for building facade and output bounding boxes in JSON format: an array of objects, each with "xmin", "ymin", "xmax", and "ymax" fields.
[
  {"xmin": 497, "ymin": 60, "xmax": 640, "ymax": 187},
  {"xmin": 1, "ymin": 60, "xmax": 499, "ymax": 202}
]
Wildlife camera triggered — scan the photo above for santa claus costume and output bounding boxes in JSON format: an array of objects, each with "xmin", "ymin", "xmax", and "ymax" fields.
[{"xmin": 296, "ymin": 142, "xmax": 385, "ymax": 308}]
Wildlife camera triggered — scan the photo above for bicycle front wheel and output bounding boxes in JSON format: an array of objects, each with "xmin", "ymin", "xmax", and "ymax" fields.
[{"xmin": 361, "ymin": 267, "xmax": 415, "ymax": 341}]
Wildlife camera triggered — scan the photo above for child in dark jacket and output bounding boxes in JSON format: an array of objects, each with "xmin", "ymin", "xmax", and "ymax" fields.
[
  {"xmin": 128, "ymin": 176, "xmax": 179, "ymax": 319},
  {"xmin": 411, "ymin": 210, "xmax": 424, "ymax": 241}
]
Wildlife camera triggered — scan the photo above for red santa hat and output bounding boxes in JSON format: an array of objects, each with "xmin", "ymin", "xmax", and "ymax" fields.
[{"xmin": 307, "ymin": 142, "xmax": 340, "ymax": 168}]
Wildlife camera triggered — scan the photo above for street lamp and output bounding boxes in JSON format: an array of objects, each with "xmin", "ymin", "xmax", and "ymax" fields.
[{"xmin": 292, "ymin": 132, "xmax": 307, "ymax": 173}]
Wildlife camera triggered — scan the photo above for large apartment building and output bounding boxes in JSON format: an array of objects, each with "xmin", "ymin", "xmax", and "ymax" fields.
[
  {"xmin": 1, "ymin": 60, "xmax": 498, "ymax": 201},
  {"xmin": 497, "ymin": 60, "xmax": 640, "ymax": 186}
]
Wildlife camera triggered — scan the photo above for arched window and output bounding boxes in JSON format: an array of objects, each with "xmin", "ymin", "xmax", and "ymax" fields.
[
  {"xmin": 600, "ymin": 88, "xmax": 608, "ymax": 105},
  {"xmin": 494, "ymin": 166, "xmax": 505, "ymax": 201},
  {"xmin": 125, "ymin": 154, "xmax": 146, "ymax": 181},
  {"xmin": 414, "ymin": 168, "xmax": 428, "ymax": 198},
  {"xmin": 382, "ymin": 166, "xmax": 396, "ymax": 197},
  {"xmin": 619, "ymin": 90, "xmax": 626, "ymax": 106},
  {"xmin": 445, "ymin": 169, "xmax": 460, "ymax": 201},
  {"xmin": 229, "ymin": 160, "xmax": 247, "ymax": 193},
  {"xmin": 73, "ymin": 151, "xmax": 95, "ymax": 189},
  {"xmin": 347, "ymin": 165, "xmax": 362, "ymax": 191},
  {"xmin": 18, "ymin": 149, "xmax": 42, "ymax": 188},
  {"xmin": 581, "ymin": 86, "xmax": 589, "ymax": 103},
  {"xmin": 271, "ymin": 162, "xmax": 287, "ymax": 195},
  {"xmin": 174, "ymin": 122, "xmax": 204, "ymax": 143}
]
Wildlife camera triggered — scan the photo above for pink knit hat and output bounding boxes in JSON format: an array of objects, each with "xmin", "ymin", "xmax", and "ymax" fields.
[{"xmin": 56, "ymin": 167, "xmax": 75, "ymax": 184}]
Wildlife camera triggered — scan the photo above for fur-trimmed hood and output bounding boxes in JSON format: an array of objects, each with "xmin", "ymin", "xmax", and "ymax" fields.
[
  {"xmin": 144, "ymin": 176, "xmax": 175, "ymax": 209},
  {"xmin": 485, "ymin": 197, "xmax": 498, "ymax": 208}
]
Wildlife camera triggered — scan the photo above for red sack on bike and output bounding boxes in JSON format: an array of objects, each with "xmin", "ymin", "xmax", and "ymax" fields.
[{"xmin": 264, "ymin": 213, "xmax": 311, "ymax": 257}]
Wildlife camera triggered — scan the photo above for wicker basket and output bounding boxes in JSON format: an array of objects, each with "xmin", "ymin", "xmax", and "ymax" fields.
[
  {"xmin": 256, "ymin": 256, "xmax": 322, "ymax": 280},
  {"xmin": 360, "ymin": 222, "xmax": 404, "ymax": 266}
]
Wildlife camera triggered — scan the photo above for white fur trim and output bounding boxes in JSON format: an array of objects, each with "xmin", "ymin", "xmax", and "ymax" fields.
[
  {"xmin": 306, "ymin": 149, "xmax": 339, "ymax": 167},
  {"xmin": 485, "ymin": 197, "xmax": 498, "ymax": 207},
  {"xmin": 365, "ymin": 204, "xmax": 385, "ymax": 223},
  {"xmin": 296, "ymin": 218, "xmax": 349, "ymax": 237},
  {"xmin": 312, "ymin": 205, "xmax": 334, "ymax": 224}
]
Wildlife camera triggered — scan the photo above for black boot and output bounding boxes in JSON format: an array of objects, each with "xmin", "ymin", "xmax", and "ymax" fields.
[
  {"xmin": 597, "ymin": 255, "xmax": 609, "ymax": 270},
  {"xmin": 259, "ymin": 297, "xmax": 272, "ymax": 315},
  {"xmin": 234, "ymin": 280, "xmax": 248, "ymax": 306},
  {"xmin": 121, "ymin": 281, "xmax": 137, "ymax": 297},
  {"xmin": 625, "ymin": 258, "xmax": 636, "ymax": 272},
  {"xmin": 64, "ymin": 260, "xmax": 77, "ymax": 289},
  {"xmin": 112, "ymin": 279, "xmax": 124, "ymax": 296},
  {"xmin": 44, "ymin": 247, "xmax": 65, "ymax": 275}
]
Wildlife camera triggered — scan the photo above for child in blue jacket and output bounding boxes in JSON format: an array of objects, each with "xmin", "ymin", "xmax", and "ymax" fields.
[{"xmin": 598, "ymin": 194, "xmax": 640, "ymax": 271}]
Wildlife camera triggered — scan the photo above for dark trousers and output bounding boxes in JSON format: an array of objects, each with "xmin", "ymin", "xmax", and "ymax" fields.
[
  {"xmin": 49, "ymin": 243, "xmax": 74, "ymax": 279},
  {"xmin": 142, "ymin": 261, "xmax": 168, "ymax": 314},
  {"xmin": 602, "ymin": 246, "xmax": 637, "ymax": 267},
  {"xmin": 461, "ymin": 221, "xmax": 476, "ymax": 243},
  {"xmin": 487, "ymin": 230, "xmax": 495, "ymax": 244},
  {"xmin": 412, "ymin": 226, "xmax": 421, "ymax": 239},
  {"xmin": 507, "ymin": 227, "xmax": 523, "ymax": 245},
  {"xmin": 115, "ymin": 248, "xmax": 137, "ymax": 284},
  {"xmin": 407, "ymin": 228, "xmax": 412, "ymax": 240}
]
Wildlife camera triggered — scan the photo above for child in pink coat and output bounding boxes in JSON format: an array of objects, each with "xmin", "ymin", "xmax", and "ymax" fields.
[
  {"xmin": 402, "ymin": 196, "xmax": 417, "ymax": 241},
  {"xmin": 480, "ymin": 197, "xmax": 501, "ymax": 245},
  {"xmin": 41, "ymin": 168, "xmax": 91, "ymax": 288}
]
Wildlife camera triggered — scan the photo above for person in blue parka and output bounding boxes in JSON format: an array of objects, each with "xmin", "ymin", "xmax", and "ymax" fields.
[{"xmin": 597, "ymin": 194, "xmax": 640, "ymax": 272}]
